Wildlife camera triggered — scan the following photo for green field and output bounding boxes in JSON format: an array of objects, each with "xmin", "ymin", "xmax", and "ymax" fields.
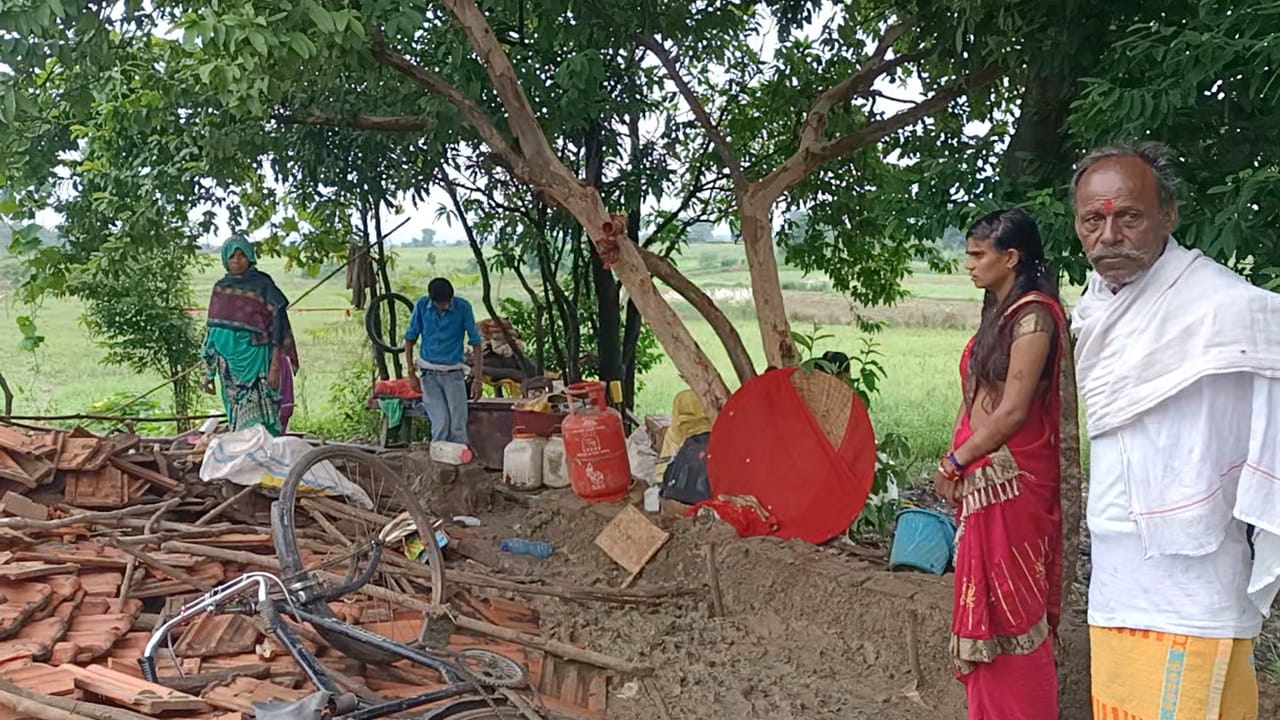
[{"xmin": 0, "ymin": 244, "xmax": 990, "ymax": 468}]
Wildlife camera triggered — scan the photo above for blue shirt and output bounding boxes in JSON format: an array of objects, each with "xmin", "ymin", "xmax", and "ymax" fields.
[{"xmin": 404, "ymin": 296, "xmax": 482, "ymax": 365}]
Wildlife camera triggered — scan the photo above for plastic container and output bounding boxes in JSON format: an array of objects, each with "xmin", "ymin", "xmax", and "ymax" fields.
[
  {"xmin": 889, "ymin": 508, "xmax": 958, "ymax": 575},
  {"xmin": 563, "ymin": 395, "xmax": 631, "ymax": 503},
  {"xmin": 542, "ymin": 435, "xmax": 569, "ymax": 489},
  {"xmin": 503, "ymin": 434, "xmax": 546, "ymax": 490},
  {"xmin": 429, "ymin": 441, "xmax": 474, "ymax": 465},
  {"xmin": 644, "ymin": 485, "xmax": 662, "ymax": 513},
  {"xmin": 499, "ymin": 538, "xmax": 554, "ymax": 559}
]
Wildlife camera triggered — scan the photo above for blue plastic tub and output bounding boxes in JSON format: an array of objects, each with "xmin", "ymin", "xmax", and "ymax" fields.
[{"xmin": 889, "ymin": 508, "xmax": 958, "ymax": 575}]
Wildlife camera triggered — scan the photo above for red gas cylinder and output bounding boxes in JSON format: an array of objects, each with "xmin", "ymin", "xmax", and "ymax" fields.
[
  {"xmin": 567, "ymin": 381, "xmax": 608, "ymax": 411},
  {"xmin": 562, "ymin": 401, "xmax": 631, "ymax": 503}
]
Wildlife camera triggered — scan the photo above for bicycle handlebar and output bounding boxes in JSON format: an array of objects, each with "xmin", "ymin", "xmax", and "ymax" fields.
[{"xmin": 139, "ymin": 571, "xmax": 285, "ymax": 682}]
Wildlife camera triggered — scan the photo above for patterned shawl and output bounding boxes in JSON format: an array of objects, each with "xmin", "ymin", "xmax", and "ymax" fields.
[{"xmin": 207, "ymin": 236, "xmax": 299, "ymax": 368}]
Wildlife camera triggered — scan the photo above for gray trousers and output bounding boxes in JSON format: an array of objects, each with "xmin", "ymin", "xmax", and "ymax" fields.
[{"xmin": 420, "ymin": 369, "xmax": 468, "ymax": 444}]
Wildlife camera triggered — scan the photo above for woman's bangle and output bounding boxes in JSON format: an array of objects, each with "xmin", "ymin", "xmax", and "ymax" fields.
[
  {"xmin": 938, "ymin": 455, "xmax": 963, "ymax": 482},
  {"xmin": 948, "ymin": 452, "xmax": 966, "ymax": 472}
]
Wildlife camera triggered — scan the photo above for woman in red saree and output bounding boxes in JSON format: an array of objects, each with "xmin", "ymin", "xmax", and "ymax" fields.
[{"xmin": 934, "ymin": 209, "xmax": 1081, "ymax": 719}]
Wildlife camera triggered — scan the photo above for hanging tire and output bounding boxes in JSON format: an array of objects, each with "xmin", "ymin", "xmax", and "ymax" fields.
[
  {"xmin": 366, "ymin": 292, "xmax": 414, "ymax": 355},
  {"xmin": 272, "ymin": 445, "xmax": 445, "ymax": 664}
]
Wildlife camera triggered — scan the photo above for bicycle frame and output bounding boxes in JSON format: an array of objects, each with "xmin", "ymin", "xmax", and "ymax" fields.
[{"xmin": 140, "ymin": 572, "xmax": 493, "ymax": 720}]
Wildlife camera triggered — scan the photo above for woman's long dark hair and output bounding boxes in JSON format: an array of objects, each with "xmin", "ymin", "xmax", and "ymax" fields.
[{"xmin": 967, "ymin": 209, "xmax": 1059, "ymax": 398}]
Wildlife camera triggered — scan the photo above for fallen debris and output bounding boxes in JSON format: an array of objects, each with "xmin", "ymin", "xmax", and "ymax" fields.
[{"xmin": 0, "ymin": 422, "xmax": 668, "ymax": 719}]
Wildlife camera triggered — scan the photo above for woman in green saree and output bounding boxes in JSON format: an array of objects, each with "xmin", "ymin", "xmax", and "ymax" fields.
[{"xmin": 201, "ymin": 236, "xmax": 298, "ymax": 436}]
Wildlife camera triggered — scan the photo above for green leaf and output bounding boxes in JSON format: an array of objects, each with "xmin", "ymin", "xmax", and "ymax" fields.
[
  {"xmin": 289, "ymin": 34, "xmax": 313, "ymax": 58},
  {"xmin": 308, "ymin": 4, "xmax": 335, "ymax": 33},
  {"xmin": 15, "ymin": 224, "xmax": 42, "ymax": 251},
  {"xmin": 0, "ymin": 194, "xmax": 19, "ymax": 216},
  {"xmin": 1, "ymin": 87, "xmax": 15, "ymax": 125},
  {"xmin": 248, "ymin": 29, "xmax": 267, "ymax": 55},
  {"xmin": 47, "ymin": 0, "xmax": 65, "ymax": 18},
  {"xmin": 15, "ymin": 316, "xmax": 44, "ymax": 351}
]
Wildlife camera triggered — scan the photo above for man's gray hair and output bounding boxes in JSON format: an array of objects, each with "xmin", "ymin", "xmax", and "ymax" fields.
[{"xmin": 1070, "ymin": 141, "xmax": 1179, "ymax": 208}]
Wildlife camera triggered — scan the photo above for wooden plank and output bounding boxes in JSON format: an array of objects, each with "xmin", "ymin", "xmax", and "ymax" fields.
[
  {"xmin": 68, "ymin": 663, "xmax": 210, "ymax": 714},
  {"xmin": 0, "ymin": 563, "xmax": 78, "ymax": 581},
  {"xmin": 109, "ymin": 458, "xmax": 181, "ymax": 492},
  {"xmin": 593, "ymin": 505, "xmax": 670, "ymax": 576}
]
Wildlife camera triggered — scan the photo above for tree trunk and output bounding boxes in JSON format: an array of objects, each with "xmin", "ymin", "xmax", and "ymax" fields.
[
  {"xmin": 539, "ymin": 230, "xmax": 578, "ymax": 381},
  {"xmin": 584, "ymin": 123, "xmax": 622, "ymax": 387},
  {"xmin": 372, "ymin": 202, "xmax": 403, "ymax": 379},
  {"xmin": 440, "ymin": 172, "xmax": 532, "ymax": 378},
  {"xmin": 640, "ymin": 248, "xmax": 756, "ymax": 384},
  {"xmin": 738, "ymin": 199, "xmax": 795, "ymax": 368},
  {"xmin": 371, "ymin": 3, "xmax": 731, "ymax": 416},
  {"xmin": 511, "ymin": 263, "xmax": 546, "ymax": 371},
  {"xmin": 620, "ymin": 299, "xmax": 642, "ymax": 415},
  {"xmin": 557, "ymin": 191, "xmax": 731, "ymax": 416},
  {"xmin": 358, "ymin": 204, "xmax": 391, "ymax": 382}
]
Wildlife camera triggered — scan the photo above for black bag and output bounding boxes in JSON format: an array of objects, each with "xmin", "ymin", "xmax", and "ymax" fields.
[{"xmin": 660, "ymin": 432, "xmax": 712, "ymax": 505}]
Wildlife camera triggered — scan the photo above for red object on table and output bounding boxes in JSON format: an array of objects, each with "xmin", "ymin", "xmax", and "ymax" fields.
[
  {"xmin": 705, "ymin": 367, "xmax": 876, "ymax": 544},
  {"xmin": 373, "ymin": 378, "xmax": 422, "ymax": 400}
]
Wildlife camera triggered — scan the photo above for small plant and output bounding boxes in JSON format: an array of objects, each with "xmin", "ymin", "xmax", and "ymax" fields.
[
  {"xmin": 792, "ymin": 323, "xmax": 888, "ymax": 406},
  {"xmin": 849, "ymin": 431, "xmax": 911, "ymax": 545}
]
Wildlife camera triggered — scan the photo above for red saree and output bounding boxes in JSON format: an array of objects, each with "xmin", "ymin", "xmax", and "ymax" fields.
[{"xmin": 950, "ymin": 292, "xmax": 1076, "ymax": 720}]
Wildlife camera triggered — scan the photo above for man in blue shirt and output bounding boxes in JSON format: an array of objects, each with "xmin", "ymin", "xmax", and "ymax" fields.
[{"xmin": 404, "ymin": 278, "xmax": 484, "ymax": 444}]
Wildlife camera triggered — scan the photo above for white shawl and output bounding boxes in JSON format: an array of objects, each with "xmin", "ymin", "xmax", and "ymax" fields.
[{"xmin": 1073, "ymin": 239, "xmax": 1280, "ymax": 615}]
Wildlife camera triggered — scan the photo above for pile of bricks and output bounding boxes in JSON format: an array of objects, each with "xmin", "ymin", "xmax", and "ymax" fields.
[
  {"xmin": 0, "ymin": 425, "xmax": 187, "ymax": 511},
  {"xmin": 0, "ymin": 424, "xmax": 614, "ymax": 720}
]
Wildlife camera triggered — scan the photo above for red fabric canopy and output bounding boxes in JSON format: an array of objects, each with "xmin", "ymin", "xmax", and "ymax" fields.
[{"xmin": 706, "ymin": 367, "xmax": 877, "ymax": 544}]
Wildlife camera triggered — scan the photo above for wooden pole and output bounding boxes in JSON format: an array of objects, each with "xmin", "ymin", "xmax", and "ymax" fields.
[{"xmin": 704, "ymin": 543, "xmax": 726, "ymax": 618}]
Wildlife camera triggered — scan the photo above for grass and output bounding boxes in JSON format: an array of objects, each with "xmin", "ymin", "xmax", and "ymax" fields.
[{"xmin": 0, "ymin": 243, "xmax": 975, "ymax": 465}]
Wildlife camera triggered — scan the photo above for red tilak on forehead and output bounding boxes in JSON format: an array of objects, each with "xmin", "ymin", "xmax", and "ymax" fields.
[{"xmin": 1103, "ymin": 199, "xmax": 1114, "ymax": 213}]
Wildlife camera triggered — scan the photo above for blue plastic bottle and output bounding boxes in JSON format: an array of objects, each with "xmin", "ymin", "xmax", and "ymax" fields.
[{"xmin": 499, "ymin": 538, "xmax": 554, "ymax": 559}]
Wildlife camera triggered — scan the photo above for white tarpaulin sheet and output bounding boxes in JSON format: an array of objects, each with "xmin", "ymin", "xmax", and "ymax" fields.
[{"xmin": 199, "ymin": 426, "xmax": 374, "ymax": 509}]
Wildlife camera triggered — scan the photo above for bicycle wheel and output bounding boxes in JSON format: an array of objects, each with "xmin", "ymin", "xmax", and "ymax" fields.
[
  {"xmin": 273, "ymin": 445, "xmax": 446, "ymax": 663},
  {"xmin": 365, "ymin": 292, "xmax": 414, "ymax": 355}
]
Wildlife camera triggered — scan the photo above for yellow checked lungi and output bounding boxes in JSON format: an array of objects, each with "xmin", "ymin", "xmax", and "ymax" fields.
[{"xmin": 1090, "ymin": 626, "xmax": 1258, "ymax": 719}]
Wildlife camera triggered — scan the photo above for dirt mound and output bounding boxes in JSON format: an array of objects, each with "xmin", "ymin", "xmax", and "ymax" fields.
[
  {"xmin": 422, "ymin": 480, "xmax": 1085, "ymax": 719},
  {"xmin": 400, "ymin": 454, "xmax": 1276, "ymax": 719}
]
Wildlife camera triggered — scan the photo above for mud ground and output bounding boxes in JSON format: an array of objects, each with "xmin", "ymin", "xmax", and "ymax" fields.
[{"xmin": 398, "ymin": 453, "xmax": 1279, "ymax": 719}]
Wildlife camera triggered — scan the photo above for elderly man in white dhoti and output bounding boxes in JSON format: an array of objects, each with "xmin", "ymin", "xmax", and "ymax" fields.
[{"xmin": 1071, "ymin": 142, "xmax": 1280, "ymax": 719}]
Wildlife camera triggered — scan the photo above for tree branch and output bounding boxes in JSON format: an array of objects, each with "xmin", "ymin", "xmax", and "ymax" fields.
[
  {"xmin": 368, "ymin": 27, "xmax": 529, "ymax": 181},
  {"xmin": 638, "ymin": 34, "xmax": 748, "ymax": 194},
  {"xmin": 796, "ymin": 22, "xmax": 918, "ymax": 150},
  {"xmin": 758, "ymin": 65, "xmax": 1000, "ymax": 202},
  {"xmin": 274, "ymin": 110, "xmax": 434, "ymax": 133},
  {"xmin": 438, "ymin": 0, "xmax": 567, "ymax": 174},
  {"xmin": 640, "ymin": 248, "xmax": 756, "ymax": 383}
]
